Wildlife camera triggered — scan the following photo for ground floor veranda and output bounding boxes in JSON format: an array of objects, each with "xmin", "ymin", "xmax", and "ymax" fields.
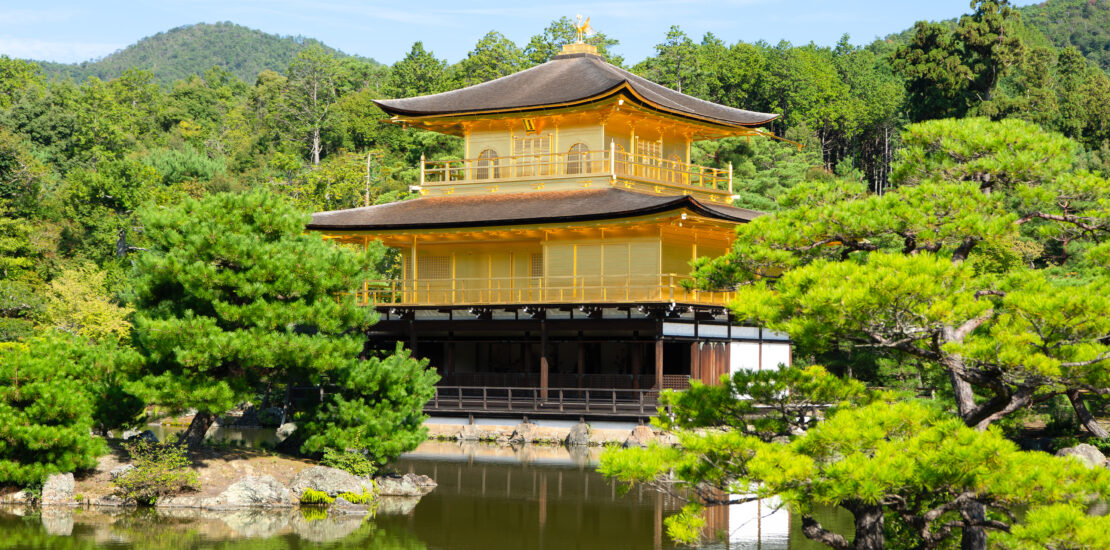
[{"xmin": 367, "ymin": 303, "xmax": 792, "ymax": 419}]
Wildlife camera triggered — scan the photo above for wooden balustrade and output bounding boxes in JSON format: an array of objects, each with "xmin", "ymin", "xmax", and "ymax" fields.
[
  {"xmin": 421, "ymin": 148, "xmax": 731, "ymax": 191},
  {"xmin": 351, "ymin": 273, "xmax": 734, "ymax": 307}
]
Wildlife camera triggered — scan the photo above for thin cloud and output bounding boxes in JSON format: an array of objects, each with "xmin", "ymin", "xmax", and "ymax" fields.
[
  {"xmin": 0, "ymin": 7, "xmax": 82, "ymax": 27},
  {"xmin": 0, "ymin": 37, "xmax": 124, "ymax": 63}
]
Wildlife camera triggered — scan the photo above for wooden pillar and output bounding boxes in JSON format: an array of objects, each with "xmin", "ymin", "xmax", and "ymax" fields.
[
  {"xmin": 654, "ymin": 339, "xmax": 664, "ymax": 389},
  {"xmin": 409, "ymin": 319, "xmax": 417, "ymax": 356},
  {"xmin": 577, "ymin": 339, "xmax": 585, "ymax": 389},
  {"xmin": 540, "ymin": 321, "xmax": 549, "ymax": 400},
  {"xmin": 631, "ymin": 343, "xmax": 642, "ymax": 390},
  {"xmin": 690, "ymin": 342, "xmax": 700, "ymax": 383}
]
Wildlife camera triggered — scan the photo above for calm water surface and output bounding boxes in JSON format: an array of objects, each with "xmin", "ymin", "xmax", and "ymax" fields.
[{"xmin": 0, "ymin": 439, "xmax": 850, "ymax": 549}]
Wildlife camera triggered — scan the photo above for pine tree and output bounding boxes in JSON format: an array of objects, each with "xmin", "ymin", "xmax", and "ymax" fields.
[{"xmin": 130, "ymin": 190, "xmax": 380, "ymax": 447}]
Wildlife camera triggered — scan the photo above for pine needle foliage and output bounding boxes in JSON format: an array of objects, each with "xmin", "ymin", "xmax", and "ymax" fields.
[
  {"xmin": 130, "ymin": 190, "xmax": 378, "ymax": 444},
  {"xmin": 0, "ymin": 333, "xmax": 111, "ymax": 485},
  {"xmin": 602, "ymin": 381, "xmax": 1110, "ymax": 549}
]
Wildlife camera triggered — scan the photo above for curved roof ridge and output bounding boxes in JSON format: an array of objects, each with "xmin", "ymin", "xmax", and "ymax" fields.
[{"xmin": 374, "ymin": 54, "xmax": 778, "ymax": 127}]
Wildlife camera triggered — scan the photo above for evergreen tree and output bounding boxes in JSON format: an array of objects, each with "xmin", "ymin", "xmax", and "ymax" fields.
[
  {"xmin": 692, "ymin": 118, "xmax": 1110, "ymax": 438},
  {"xmin": 0, "ymin": 333, "xmax": 127, "ymax": 485},
  {"xmin": 383, "ymin": 42, "xmax": 448, "ymax": 98},
  {"xmin": 300, "ymin": 343, "xmax": 438, "ymax": 465},
  {"xmin": 450, "ymin": 31, "xmax": 523, "ymax": 87},
  {"xmin": 130, "ymin": 190, "xmax": 380, "ymax": 447},
  {"xmin": 600, "ymin": 372, "xmax": 1110, "ymax": 549},
  {"xmin": 523, "ymin": 17, "xmax": 623, "ymax": 66}
]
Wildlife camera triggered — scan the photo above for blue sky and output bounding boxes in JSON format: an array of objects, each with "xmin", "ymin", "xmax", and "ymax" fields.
[{"xmin": 0, "ymin": 1, "xmax": 1042, "ymax": 65}]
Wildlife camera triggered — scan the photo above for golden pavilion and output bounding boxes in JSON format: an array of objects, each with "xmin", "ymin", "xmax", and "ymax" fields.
[{"xmin": 308, "ymin": 41, "xmax": 792, "ymax": 417}]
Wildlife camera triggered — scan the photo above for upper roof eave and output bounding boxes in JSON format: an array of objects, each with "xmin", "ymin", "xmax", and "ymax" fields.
[{"xmin": 373, "ymin": 53, "xmax": 779, "ymax": 129}]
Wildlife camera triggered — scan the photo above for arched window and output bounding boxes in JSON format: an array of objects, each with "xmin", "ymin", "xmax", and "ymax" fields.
[
  {"xmin": 475, "ymin": 148, "xmax": 500, "ymax": 180},
  {"xmin": 566, "ymin": 143, "xmax": 590, "ymax": 175}
]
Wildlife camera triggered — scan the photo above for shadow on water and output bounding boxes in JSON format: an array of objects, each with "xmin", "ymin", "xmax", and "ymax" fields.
[{"xmin": 0, "ymin": 439, "xmax": 851, "ymax": 549}]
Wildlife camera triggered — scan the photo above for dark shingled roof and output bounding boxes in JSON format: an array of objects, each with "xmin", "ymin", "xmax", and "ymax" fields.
[
  {"xmin": 308, "ymin": 188, "xmax": 761, "ymax": 231},
  {"xmin": 374, "ymin": 52, "xmax": 778, "ymax": 127}
]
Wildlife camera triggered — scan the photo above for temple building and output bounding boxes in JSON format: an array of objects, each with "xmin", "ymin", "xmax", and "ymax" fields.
[{"xmin": 308, "ymin": 41, "xmax": 792, "ymax": 418}]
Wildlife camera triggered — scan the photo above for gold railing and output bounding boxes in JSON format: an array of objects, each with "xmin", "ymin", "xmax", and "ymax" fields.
[
  {"xmin": 352, "ymin": 274, "xmax": 733, "ymax": 307},
  {"xmin": 421, "ymin": 147, "xmax": 732, "ymax": 191}
]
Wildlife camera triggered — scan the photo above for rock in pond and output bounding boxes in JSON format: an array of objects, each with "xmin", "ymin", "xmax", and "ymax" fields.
[
  {"xmin": 623, "ymin": 425, "xmax": 656, "ymax": 448},
  {"xmin": 375, "ymin": 473, "xmax": 437, "ymax": 497},
  {"xmin": 508, "ymin": 422, "xmax": 537, "ymax": 444},
  {"xmin": 288, "ymin": 466, "xmax": 372, "ymax": 497},
  {"xmin": 1055, "ymin": 443, "xmax": 1108, "ymax": 468},
  {"xmin": 565, "ymin": 422, "xmax": 591, "ymax": 446},
  {"xmin": 41, "ymin": 473, "xmax": 75, "ymax": 505},
  {"xmin": 215, "ymin": 475, "xmax": 294, "ymax": 508}
]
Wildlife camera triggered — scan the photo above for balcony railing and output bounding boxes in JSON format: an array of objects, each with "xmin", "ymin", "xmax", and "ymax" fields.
[
  {"xmin": 420, "ymin": 145, "xmax": 732, "ymax": 192},
  {"xmin": 352, "ymin": 274, "xmax": 734, "ymax": 307}
]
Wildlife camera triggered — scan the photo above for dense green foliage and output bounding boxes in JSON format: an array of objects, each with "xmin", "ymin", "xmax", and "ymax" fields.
[
  {"xmin": 130, "ymin": 190, "xmax": 381, "ymax": 445},
  {"xmin": 300, "ymin": 343, "xmax": 439, "ymax": 465},
  {"xmin": 320, "ymin": 448, "xmax": 378, "ymax": 478},
  {"xmin": 0, "ymin": 335, "xmax": 115, "ymax": 485},
  {"xmin": 1021, "ymin": 0, "xmax": 1110, "ymax": 73},
  {"xmin": 601, "ymin": 375, "xmax": 1110, "ymax": 548},
  {"xmin": 35, "ymin": 22, "xmax": 371, "ymax": 87},
  {"xmin": 693, "ymin": 117, "xmax": 1110, "ymax": 437},
  {"xmin": 112, "ymin": 439, "xmax": 200, "ymax": 505}
]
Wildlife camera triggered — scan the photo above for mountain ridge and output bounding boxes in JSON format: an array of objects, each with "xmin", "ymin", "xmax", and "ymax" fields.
[{"xmin": 33, "ymin": 22, "xmax": 374, "ymax": 85}]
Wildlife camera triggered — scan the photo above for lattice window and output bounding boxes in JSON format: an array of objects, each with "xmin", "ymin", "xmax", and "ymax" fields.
[
  {"xmin": 417, "ymin": 255, "xmax": 450, "ymax": 279},
  {"xmin": 566, "ymin": 143, "xmax": 589, "ymax": 175},
  {"xmin": 636, "ymin": 138, "xmax": 661, "ymax": 160},
  {"xmin": 530, "ymin": 253, "xmax": 544, "ymax": 278},
  {"xmin": 475, "ymin": 148, "xmax": 500, "ymax": 180},
  {"xmin": 514, "ymin": 134, "xmax": 551, "ymax": 177}
]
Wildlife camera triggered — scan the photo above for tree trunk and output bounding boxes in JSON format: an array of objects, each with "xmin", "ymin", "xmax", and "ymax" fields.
[
  {"xmin": 850, "ymin": 502, "xmax": 885, "ymax": 550},
  {"xmin": 960, "ymin": 499, "xmax": 987, "ymax": 550},
  {"xmin": 311, "ymin": 127, "xmax": 321, "ymax": 166},
  {"xmin": 945, "ymin": 361, "xmax": 978, "ymax": 422},
  {"xmin": 179, "ymin": 410, "xmax": 216, "ymax": 448},
  {"xmin": 1067, "ymin": 388, "xmax": 1109, "ymax": 439},
  {"xmin": 800, "ymin": 515, "xmax": 851, "ymax": 550}
]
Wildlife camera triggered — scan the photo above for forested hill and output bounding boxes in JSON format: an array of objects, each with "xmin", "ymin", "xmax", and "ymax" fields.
[
  {"xmin": 1021, "ymin": 0, "xmax": 1110, "ymax": 72},
  {"xmin": 35, "ymin": 22, "xmax": 376, "ymax": 85},
  {"xmin": 884, "ymin": 0, "xmax": 1110, "ymax": 73}
]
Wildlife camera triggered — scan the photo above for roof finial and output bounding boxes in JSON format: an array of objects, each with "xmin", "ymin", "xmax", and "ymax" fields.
[{"xmin": 574, "ymin": 14, "xmax": 595, "ymax": 44}]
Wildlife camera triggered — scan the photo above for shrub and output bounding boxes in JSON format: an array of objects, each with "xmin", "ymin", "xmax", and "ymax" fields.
[
  {"xmin": 337, "ymin": 490, "xmax": 373, "ymax": 504},
  {"xmin": 299, "ymin": 488, "xmax": 373, "ymax": 505},
  {"xmin": 320, "ymin": 448, "xmax": 376, "ymax": 478},
  {"xmin": 300, "ymin": 488, "xmax": 335, "ymax": 505},
  {"xmin": 113, "ymin": 440, "xmax": 199, "ymax": 505}
]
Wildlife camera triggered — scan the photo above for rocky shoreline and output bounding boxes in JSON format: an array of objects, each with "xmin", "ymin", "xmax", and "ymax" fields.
[
  {"xmin": 427, "ymin": 419, "xmax": 675, "ymax": 448},
  {"xmin": 0, "ymin": 442, "xmax": 436, "ymax": 514}
]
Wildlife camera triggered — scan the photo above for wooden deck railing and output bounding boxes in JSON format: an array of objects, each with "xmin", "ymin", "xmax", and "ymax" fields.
[
  {"xmin": 421, "ymin": 146, "xmax": 732, "ymax": 192},
  {"xmin": 427, "ymin": 385, "xmax": 668, "ymax": 418},
  {"xmin": 352, "ymin": 273, "xmax": 734, "ymax": 307}
]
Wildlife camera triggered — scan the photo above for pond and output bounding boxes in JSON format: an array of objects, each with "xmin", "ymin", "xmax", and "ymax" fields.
[{"xmin": 0, "ymin": 439, "xmax": 851, "ymax": 549}]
